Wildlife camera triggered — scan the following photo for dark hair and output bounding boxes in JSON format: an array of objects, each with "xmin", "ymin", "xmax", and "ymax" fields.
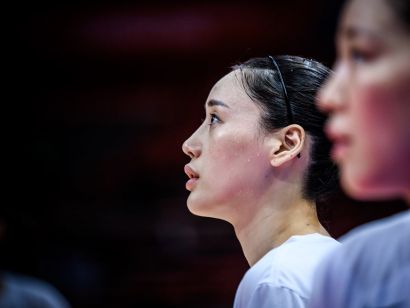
[
  {"xmin": 233, "ymin": 55, "xmax": 339, "ymax": 202},
  {"xmin": 387, "ymin": 0, "xmax": 410, "ymax": 29}
]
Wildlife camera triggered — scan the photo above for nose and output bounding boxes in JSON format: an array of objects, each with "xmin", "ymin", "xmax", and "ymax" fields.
[
  {"xmin": 182, "ymin": 134, "xmax": 201, "ymax": 159},
  {"xmin": 317, "ymin": 62, "xmax": 348, "ymax": 114}
]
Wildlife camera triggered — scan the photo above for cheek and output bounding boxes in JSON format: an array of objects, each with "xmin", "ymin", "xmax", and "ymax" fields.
[
  {"xmin": 204, "ymin": 132, "xmax": 270, "ymax": 203},
  {"xmin": 187, "ymin": 133, "xmax": 270, "ymax": 220},
  {"xmin": 344, "ymin": 72, "xmax": 410, "ymax": 198},
  {"xmin": 353, "ymin": 70, "xmax": 410, "ymax": 151},
  {"xmin": 207, "ymin": 135, "xmax": 268, "ymax": 191},
  {"xmin": 353, "ymin": 56, "xmax": 410, "ymax": 138},
  {"xmin": 352, "ymin": 88, "xmax": 389, "ymax": 150}
]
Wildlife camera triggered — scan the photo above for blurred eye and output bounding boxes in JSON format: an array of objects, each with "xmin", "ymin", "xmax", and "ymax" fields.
[{"xmin": 350, "ymin": 47, "xmax": 374, "ymax": 64}]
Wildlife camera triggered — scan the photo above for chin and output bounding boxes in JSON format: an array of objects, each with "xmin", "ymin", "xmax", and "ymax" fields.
[
  {"xmin": 187, "ymin": 195, "xmax": 214, "ymax": 217},
  {"xmin": 342, "ymin": 171, "xmax": 403, "ymax": 201},
  {"xmin": 187, "ymin": 203, "xmax": 207, "ymax": 217},
  {"xmin": 187, "ymin": 195, "xmax": 232, "ymax": 222}
]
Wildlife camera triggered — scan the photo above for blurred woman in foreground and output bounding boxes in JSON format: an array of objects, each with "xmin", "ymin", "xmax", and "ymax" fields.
[{"xmin": 310, "ymin": 0, "xmax": 410, "ymax": 307}]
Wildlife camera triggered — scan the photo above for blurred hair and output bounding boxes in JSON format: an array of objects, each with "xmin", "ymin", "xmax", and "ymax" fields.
[{"xmin": 387, "ymin": 0, "xmax": 410, "ymax": 28}]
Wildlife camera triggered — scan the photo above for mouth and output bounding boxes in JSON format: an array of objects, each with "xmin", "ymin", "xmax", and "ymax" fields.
[
  {"xmin": 184, "ymin": 165, "xmax": 200, "ymax": 191},
  {"xmin": 325, "ymin": 123, "xmax": 352, "ymax": 162}
]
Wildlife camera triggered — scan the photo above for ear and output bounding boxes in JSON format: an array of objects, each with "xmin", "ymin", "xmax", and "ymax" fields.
[{"xmin": 269, "ymin": 124, "xmax": 305, "ymax": 167}]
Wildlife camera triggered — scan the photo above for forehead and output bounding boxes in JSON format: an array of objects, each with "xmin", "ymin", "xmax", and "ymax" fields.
[
  {"xmin": 340, "ymin": 0, "xmax": 403, "ymax": 39},
  {"xmin": 209, "ymin": 71, "xmax": 241, "ymax": 98},
  {"xmin": 207, "ymin": 70, "xmax": 259, "ymax": 112}
]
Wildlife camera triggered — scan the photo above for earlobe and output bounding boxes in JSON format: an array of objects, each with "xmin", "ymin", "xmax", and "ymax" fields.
[{"xmin": 269, "ymin": 125, "xmax": 305, "ymax": 167}]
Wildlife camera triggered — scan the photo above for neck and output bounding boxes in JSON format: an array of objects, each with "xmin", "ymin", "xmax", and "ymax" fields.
[{"xmin": 233, "ymin": 197, "xmax": 329, "ymax": 266}]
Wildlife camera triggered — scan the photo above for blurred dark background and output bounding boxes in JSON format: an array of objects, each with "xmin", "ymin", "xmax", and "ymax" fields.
[{"xmin": 3, "ymin": 0, "xmax": 407, "ymax": 307}]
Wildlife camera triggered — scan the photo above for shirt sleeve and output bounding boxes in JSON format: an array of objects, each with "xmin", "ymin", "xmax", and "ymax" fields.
[{"xmin": 244, "ymin": 283, "xmax": 307, "ymax": 308}]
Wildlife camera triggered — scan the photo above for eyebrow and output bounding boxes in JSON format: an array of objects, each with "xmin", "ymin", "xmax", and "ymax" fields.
[
  {"xmin": 338, "ymin": 25, "xmax": 382, "ymax": 42},
  {"xmin": 206, "ymin": 99, "xmax": 230, "ymax": 109}
]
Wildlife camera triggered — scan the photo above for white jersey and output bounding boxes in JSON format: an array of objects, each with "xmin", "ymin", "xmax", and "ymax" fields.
[
  {"xmin": 234, "ymin": 233, "xmax": 340, "ymax": 308},
  {"xmin": 310, "ymin": 210, "xmax": 410, "ymax": 308}
]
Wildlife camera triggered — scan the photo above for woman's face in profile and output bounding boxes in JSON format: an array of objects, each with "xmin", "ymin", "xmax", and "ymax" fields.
[
  {"xmin": 182, "ymin": 71, "xmax": 274, "ymax": 222},
  {"xmin": 317, "ymin": 0, "xmax": 410, "ymax": 200}
]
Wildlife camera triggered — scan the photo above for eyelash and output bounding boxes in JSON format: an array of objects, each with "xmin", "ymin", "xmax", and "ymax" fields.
[
  {"xmin": 209, "ymin": 113, "xmax": 220, "ymax": 126},
  {"xmin": 201, "ymin": 113, "xmax": 221, "ymax": 126}
]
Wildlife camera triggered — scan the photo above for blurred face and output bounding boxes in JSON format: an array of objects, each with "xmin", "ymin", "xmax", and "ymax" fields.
[
  {"xmin": 318, "ymin": 0, "xmax": 410, "ymax": 200},
  {"xmin": 182, "ymin": 71, "xmax": 274, "ymax": 223}
]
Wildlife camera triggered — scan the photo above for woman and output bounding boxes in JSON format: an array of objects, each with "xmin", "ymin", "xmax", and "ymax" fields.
[
  {"xmin": 310, "ymin": 0, "xmax": 410, "ymax": 307},
  {"xmin": 182, "ymin": 55, "xmax": 340, "ymax": 307}
]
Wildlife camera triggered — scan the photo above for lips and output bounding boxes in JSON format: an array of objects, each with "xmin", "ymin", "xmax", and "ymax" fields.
[
  {"xmin": 184, "ymin": 165, "xmax": 200, "ymax": 191},
  {"xmin": 325, "ymin": 122, "xmax": 352, "ymax": 161}
]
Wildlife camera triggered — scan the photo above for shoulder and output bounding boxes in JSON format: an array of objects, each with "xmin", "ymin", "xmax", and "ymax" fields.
[
  {"xmin": 338, "ymin": 210, "xmax": 410, "ymax": 262},
  {"xmin": 235, "ymin": 234, "xmax": 340, "ymax": 307},
  {"xmin": 234, "ymin": 246, "xmax": 304, "ymax": 308},
  {"xmin": 0, "ymin": 272, "xmax": 70, "ymax": 308},
  {"xmin": 236, "ymin": 282, "xmax": 307, "ymax": 308},
  {"xmin": 310, "ymin": 211, "xmax": 410, "ymax": 308},
  {"xmin": 321, "ymin": 210, "xmax": 410, "ymax": 272},
  {"xmin": 340, "ymin": 210, "xmax": 410, "ymax": 243}
]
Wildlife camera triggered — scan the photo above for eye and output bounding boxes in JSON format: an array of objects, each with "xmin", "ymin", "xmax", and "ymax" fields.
[
  {"xmin": 349, "ymin": 47, "xmax": 374, "ymax": 64},
  {"xmin": 209, "ymin": 113, "xmax": 221, "ymax": 126}
]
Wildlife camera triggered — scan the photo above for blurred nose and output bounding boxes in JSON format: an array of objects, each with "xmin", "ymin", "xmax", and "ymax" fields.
[
  {"xmin": 317, "ymin": 61, "xmax": 349, "ymax": 113},
  {"xmin": 182, "ymin": 133, "xmax": 201, "ymax": 159}
]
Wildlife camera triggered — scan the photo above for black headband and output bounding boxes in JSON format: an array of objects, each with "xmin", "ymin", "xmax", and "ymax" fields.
[
  {"xmin": 268, "ymin": 56, "xmax": 295, "ymax": 124},
  {"xmin": 268, "ymin": 56, "xmax": 300, "ymax": 158}
]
